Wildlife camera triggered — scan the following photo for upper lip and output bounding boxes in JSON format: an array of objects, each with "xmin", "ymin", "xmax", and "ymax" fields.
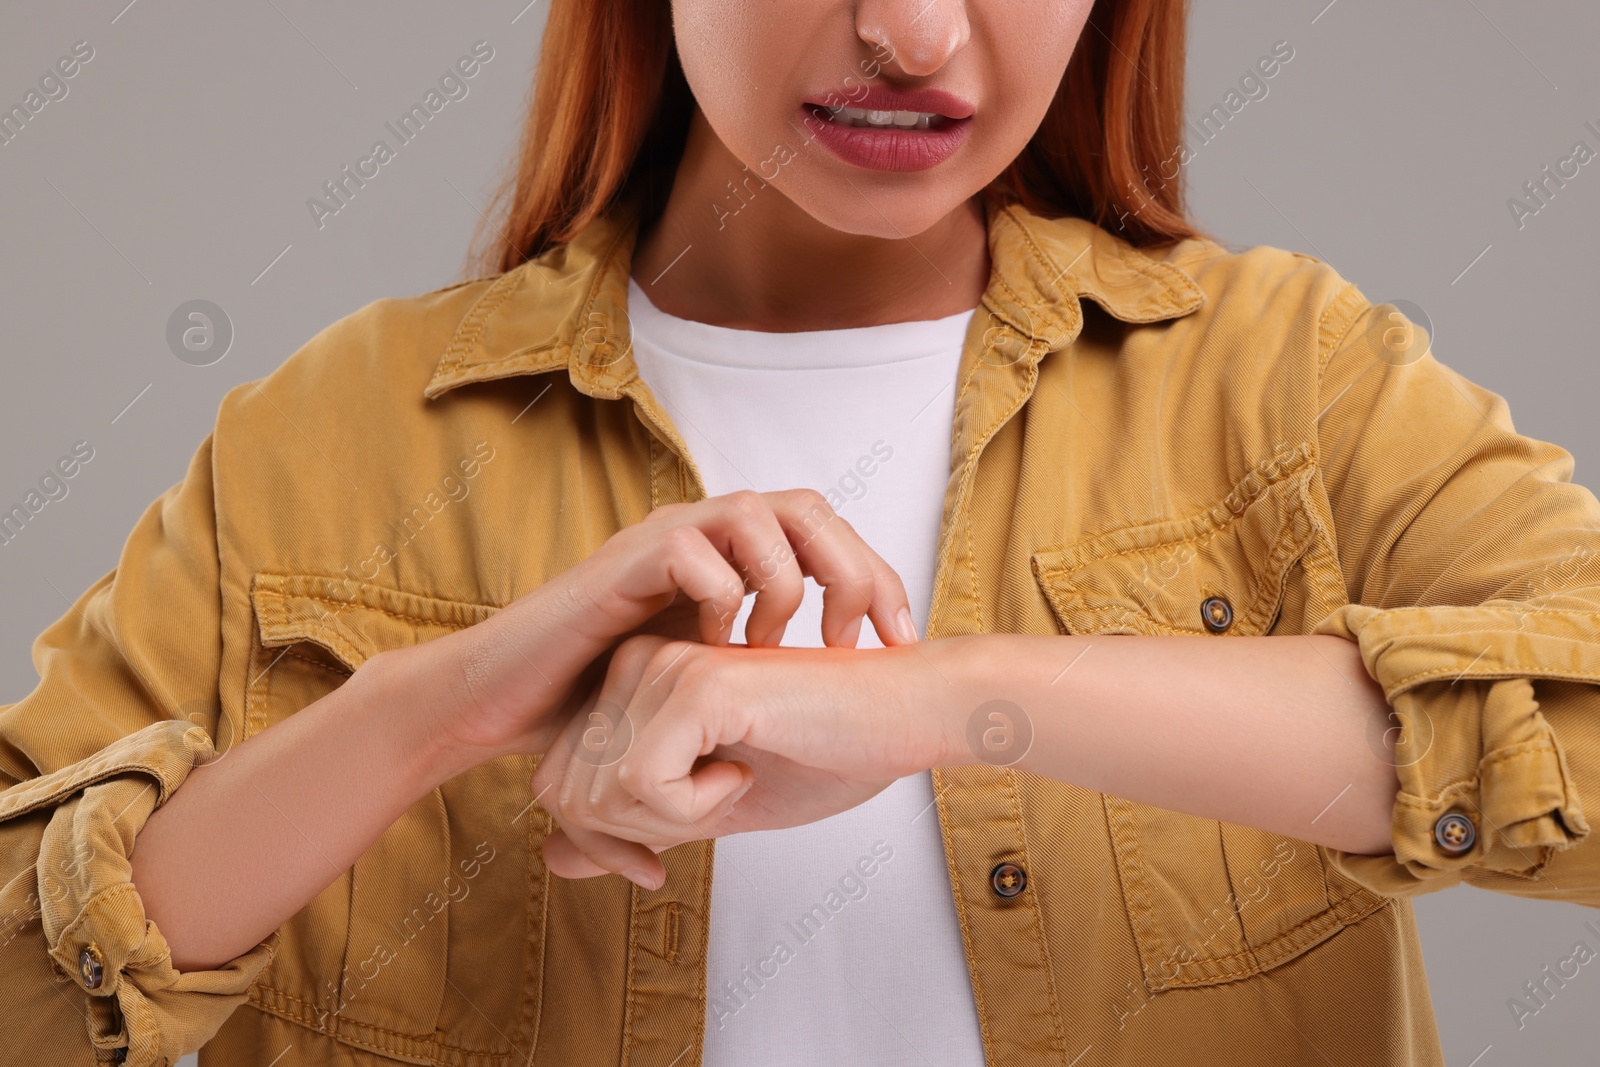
[{"xmin": 803, "ymin": 86, "xmax": 975, "ymax": 120}]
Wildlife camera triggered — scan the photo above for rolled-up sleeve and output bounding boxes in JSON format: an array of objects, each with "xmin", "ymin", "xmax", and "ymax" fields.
[
  {"xmin": 1310, "ymin": 281, "xmax": 1600, "ymax": 904},
  {"xmin": 0, "ymin": 435, "xmax": 276, "ymax": 1064}
]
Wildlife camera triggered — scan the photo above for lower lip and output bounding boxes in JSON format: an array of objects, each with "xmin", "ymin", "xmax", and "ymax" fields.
[{"xmin": 796, "ymin": 105, "xmax": 972, "ymax": 173}]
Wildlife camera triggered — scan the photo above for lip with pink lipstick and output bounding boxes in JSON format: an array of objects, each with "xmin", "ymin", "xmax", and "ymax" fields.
[{"xmin": 799, "ymin": 86, "xmax": 975, "ymax": 172}]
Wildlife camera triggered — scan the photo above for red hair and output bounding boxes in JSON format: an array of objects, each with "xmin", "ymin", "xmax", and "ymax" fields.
[{"xmin": 466, "ymin": 0, "xmax": 1210, "ymax": 278}]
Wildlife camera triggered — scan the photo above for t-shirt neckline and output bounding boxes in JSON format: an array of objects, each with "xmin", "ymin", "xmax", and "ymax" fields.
[{"xmin": 626, "ymin": 275, "xmax": 979, "ymax": 370}]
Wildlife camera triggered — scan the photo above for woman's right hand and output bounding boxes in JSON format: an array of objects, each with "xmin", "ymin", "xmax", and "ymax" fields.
[{"xmin": 394, "ymin": 488, "xmax": 919, "ymax": 770}]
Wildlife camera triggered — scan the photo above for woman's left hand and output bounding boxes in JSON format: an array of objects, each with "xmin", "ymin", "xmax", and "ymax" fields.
[{"xmin": 528, "ymin": 631, "xmax": 950, "ymax": 889}]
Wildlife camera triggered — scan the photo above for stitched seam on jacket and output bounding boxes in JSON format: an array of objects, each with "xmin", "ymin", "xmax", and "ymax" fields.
[
  {"xmin": 928, "ymin": 317, "xmax": 989, "ymax": 632},
  {"xmin": 621, "ymin": 880, "xmax": 641, "ymax": 1067},
  {"xmin": 1395, "ymin": 662, "xmax": 1600, "ymax": 691},
  {"xmin": 524, "ymin": 796, "xmax": 549, "ymax": 1060},
  {"xmin": 964, "ymin": 504, "xmax": 984, "ymax": 634},
  {"xmin": 1376, "ymin": 606, "xmax": 1600, "ymax": 625},
  {"xmin": 1003, "ymin": 769, "xmax": 1069, "ymax": 1058},
  {"xmin": 0, "ymin": 758, "xmax": 183, "ymax": 823},
  {"xmin": 53, "ymin": 882, "xmax": 148, "ymax": 989},
  {"xmin": 930, "ymin": 770, "xmax": 996, "ymax": 1057},
  {"xmin": 997, "ymin": 207, "xmax": 1075, "ymax": 331},
  {"xmin": 648, "ymin": 436, "xmax": 660, "ymax": 510},
  {"xmin": 270, "ymin": 592, "xmax": 487, "ymax": 631},
  {"xmin": 695, "ymin": 840, "xmax": 715, "ymax": 1065},
  {"xmin": 951, "ymin": 352, "xmax": 1045, "ymax": 635},
  {"xmin": 1314, "ymin": 282, "xmax": 1369, "ymax": 380},
  {"xmin": 1001, "ymin": 204, "xmax": 1193, "ymax": 320},
  {"xmin": 663, "ymin": 902, "xmax": 680, "ymax": 963},
  {"xmin": 1098, "ymin": 798, "xmax": 1363, "ymax": 987},
  {"xmin": 574, "ymin": 222, "xmax": 636, "ymax": 392},
  {"xmin": 279, "ymin": 648, "xmax": 351, "ymax": 677},
  {"xmin": 259, "ymin": 609, "xmax": 363, "ymax": 673},
  {"xmin": 1115, "ymin": 800, "xmax": 1163, "ymax": 962},
  {"xmin": 1387, "ymin": 739, "xmax": 1559, "ymax": 811},
  {"xmin": 249, "ymin": 984, "xmax": 514, "ymax": 1062},
  {"xmin": 1033, "ymin": 446, "xmax": 1312, "ymax": 563},
  {"xmin": 1211, "ymin": 822, "xmax": 1259, "ymax": 974},
  {"xmin": 439, "ymin": 270, "xmax": 525, "ymax": 377},
  {"xmin": 1036, "ymin": 503, "xmax": 1310, "ymax": 637},
  {"xmin": 1159, "ymin": 904, "xmax": 1360, "ymax": 984},
  {"xmin": 1481, "ymin": 736, "xmax": 1563, "ymax": 773}
]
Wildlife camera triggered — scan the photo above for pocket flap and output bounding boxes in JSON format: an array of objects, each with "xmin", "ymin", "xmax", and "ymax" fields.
[
  {"xmin": 250, "ymin": 572, "xmax": 500, "ymax": 672},
  {"xmin": 1032, "ymin": 443, "xmax": 1321, "ymax": 637}
]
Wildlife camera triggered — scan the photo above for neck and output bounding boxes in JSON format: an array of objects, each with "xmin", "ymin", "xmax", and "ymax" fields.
[{"xmin": 631, "ymin": 108, "xmax": 990, "ymax": 331}]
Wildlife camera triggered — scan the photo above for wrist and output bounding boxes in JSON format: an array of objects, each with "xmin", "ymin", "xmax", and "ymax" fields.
[
  {"xmin": 889, "ymin": 634, "xmax": 990, "ymax": 770},
  {"xmin": 357, "ymin": 642, "xmax": 506, "ymax": 791},
  {"xmin": 919, "ymin": 633, "xmax": 1036, "ymax": 770}
]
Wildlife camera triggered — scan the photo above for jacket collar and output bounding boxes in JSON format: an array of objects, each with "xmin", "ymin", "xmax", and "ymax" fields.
[{"xmin": 423, "ymin": 192, "xmax": 1206, "ymax": 401}]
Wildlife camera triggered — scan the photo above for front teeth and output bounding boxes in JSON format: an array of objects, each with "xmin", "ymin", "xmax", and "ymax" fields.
[{"xmin": 825, "ymin": 106, "xmax": 942, "ymax": 130}]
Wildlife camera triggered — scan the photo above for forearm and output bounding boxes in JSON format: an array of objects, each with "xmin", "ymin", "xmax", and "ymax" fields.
[
  {"xmin": 929, "ymin": 632, "xmax": 1401, "ymax": 855},
  {"xmin": 128, "ymin": 644, "xmax": 485, "ymax": 972}
]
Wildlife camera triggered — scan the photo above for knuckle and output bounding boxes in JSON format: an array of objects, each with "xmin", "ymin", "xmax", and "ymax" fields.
[
  {"xmin": 615, "ymin": 632, "xmax": 666, "ymax": 674},
  {"xmin": 615, "ymin": 758, "xmax": 644, "ymax": 796},
  {"xmin": 597, "ymin": 783, "xmax": 634, "ymax": 821},
  {"xmin": 673, "ymin": 650, "xmax": 718, "ymax": 695},
  {"xmin": 843, "ymin": 568, "xmax": 877, "ymax": 596},
  {"xmin": 642, "ymin": 638, "xmax": 697, "ymax": 683},
  {"xmin": 725, "ymin": 488, "xmax": 769, "ymax": 521},
  {"xmin": 783, "ymin": 490, "xmax": 837, "ymax": 544},
  {"xmin": 787, "ymin": 486, "xmax": 832, "ymax": 515},
  {"xmin": 645, "ymin": 501, "xmax": 688, "ymax": 522},
  {"xmin": 662, "ymin": 522, "xmax": 705, "ymax": 558},
  {"xmin": 546, "ymin": 575, "xmax": 631, "ymax": 642},
  {"xmin": 554, "ymin": 768, "xmax": 589, "ymax": 823},
  {"xmin": 562, "ymin": 800, "xmax": 599, "ymax": 832}
]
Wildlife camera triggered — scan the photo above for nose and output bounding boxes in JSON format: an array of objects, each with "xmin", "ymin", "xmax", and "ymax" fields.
[{"xmin": 855, "ymin": 0, "xmax": 971, "ymax": 77}]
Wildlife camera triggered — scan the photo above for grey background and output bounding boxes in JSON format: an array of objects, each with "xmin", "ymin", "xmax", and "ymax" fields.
[{"xmin": 1, "ymin": 1, "xmax": 1596, "ymax": 1064}]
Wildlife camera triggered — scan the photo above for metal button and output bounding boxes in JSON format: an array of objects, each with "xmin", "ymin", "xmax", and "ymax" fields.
[
  {"xmin": 78, "ymin": 946, "xmax": 104, "ymax": 990},
  {"xmin": 990, "ymin": 862, "xmax": 1027, "ymax": 898},
  {"xmin": 1434, "ymin": 811, "xmax": 1476, "ymax": 854},
  {"xmin": 1201, "ymin": 596, "xmax": 1234, "ymax": 633}
]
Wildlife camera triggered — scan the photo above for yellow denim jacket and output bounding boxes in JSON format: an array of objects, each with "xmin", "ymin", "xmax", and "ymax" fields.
[{"xmin": 5, "ymin": 191, "xmax": 1600, "ymax": 1067}]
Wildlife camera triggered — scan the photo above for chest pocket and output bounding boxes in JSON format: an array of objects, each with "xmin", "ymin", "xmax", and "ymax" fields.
[
  {"xmin": 241, "ymin": 572, "xmax": 548, "ymax": 1065},
  {"xmin": 1030, "ymin": 445, "xmax": 1389, "ymax": 993}
]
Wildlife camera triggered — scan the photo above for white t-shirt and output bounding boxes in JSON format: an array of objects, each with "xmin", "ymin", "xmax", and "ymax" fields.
[{"xmin": 626, "ymin": 275, "xmax": 989, "ymax": 1066}]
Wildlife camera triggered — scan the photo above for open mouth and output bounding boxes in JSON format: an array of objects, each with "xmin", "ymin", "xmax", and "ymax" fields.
[
  {"xmin": 812, "ymin": 105, "xmax": 953, "ymax": 131},
  {"xmin": 796, "ymin": 89, "xmax": 974, "ymax": 172}
]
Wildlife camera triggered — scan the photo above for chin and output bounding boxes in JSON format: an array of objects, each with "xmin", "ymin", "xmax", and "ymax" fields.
[{"xmin": 784, "ymin": 180, "xmax": 976, "ymax": 240}]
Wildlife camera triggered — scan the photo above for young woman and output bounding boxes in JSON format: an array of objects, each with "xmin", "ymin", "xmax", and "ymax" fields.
[{"xmin": 5, "ymin": 1, "xmax": 1600, "ymax": 1064}]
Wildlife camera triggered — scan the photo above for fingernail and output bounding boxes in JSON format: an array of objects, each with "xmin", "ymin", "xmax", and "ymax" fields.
[
  {"xmin": 895, "ymin": 606, "xmax": 918, "ymax": 643},
  {"xmin": 627, "ymin": 867, "xmax": 663, "ymax": 891}
]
